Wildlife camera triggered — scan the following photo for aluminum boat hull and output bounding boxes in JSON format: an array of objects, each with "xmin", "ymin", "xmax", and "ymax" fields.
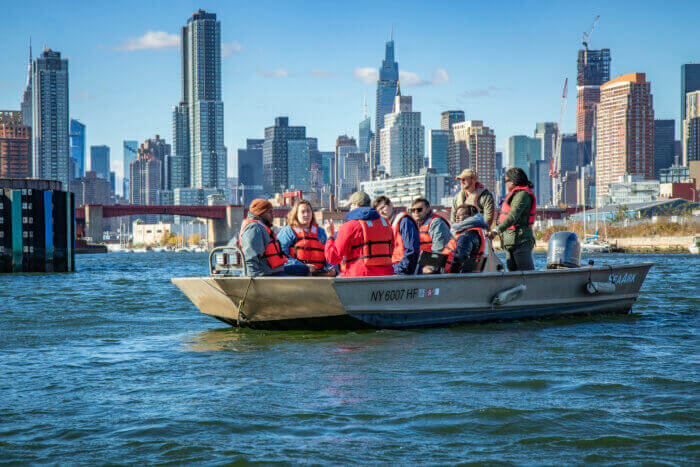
[{"xmin": 172, "ymin": 263, "xmax": 652, "ymax": 330}]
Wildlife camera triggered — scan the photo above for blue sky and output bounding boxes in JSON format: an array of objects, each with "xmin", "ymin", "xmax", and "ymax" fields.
[{"xmin": 1, "ymin": 0, "xmax": 697, "ymax": 187}]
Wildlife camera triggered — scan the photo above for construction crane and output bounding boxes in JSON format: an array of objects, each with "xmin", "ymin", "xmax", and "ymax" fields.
[
  {"xmin": 582, "ymin": 15, "xmax": 600, "ymax": 51},
  {"xmin": 550, "ymin": 77, "xmax": 568, "ymax": 206}
]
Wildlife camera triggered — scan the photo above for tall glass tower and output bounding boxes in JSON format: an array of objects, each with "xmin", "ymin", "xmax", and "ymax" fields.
[
  {"xmin": 69, "ymin": 119, "xmax": 86, "ymax": 178},
  {"xmin": 373, "ymin": 30, "xmax": 399, "ymax": 168},
  {"xmin": 31, "ymin": 49, "xmax": 69, "ymax": 188},
  {"xmin": 175, "ymin": 9, "xmax": 226, "ymax": 189}
]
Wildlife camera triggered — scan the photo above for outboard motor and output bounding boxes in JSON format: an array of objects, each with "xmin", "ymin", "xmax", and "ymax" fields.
[{"xmin": 546, "ymin": 231, "xmax": 581, "ymax": 269}]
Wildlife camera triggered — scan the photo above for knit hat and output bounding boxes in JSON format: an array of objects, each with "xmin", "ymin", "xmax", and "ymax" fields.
[
  {"xmin": 348, "ymin": 191, "xmax": 371, "ymax": 207},
  {"xmin": 249, "ymin": 198, "xmax": 272, "ymax": 216}
]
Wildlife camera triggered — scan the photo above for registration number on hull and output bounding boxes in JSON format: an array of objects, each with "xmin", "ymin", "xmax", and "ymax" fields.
[{"xmin": 370, "ymin": 287, "xmax": 440, "ymax": 302}]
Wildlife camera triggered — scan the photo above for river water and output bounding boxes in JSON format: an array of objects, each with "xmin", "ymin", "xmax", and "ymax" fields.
[{"xmin": 1, "ymin": 252, "xmax": 698, "ymax": 464}]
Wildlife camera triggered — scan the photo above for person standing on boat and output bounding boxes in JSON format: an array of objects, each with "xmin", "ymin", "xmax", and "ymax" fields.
[
  {"xmin": 411, "ymin": 197, "xmax": 451, "ymax": 274},
  {"xmin": 452, "ymin": 169, "xmax": 495, "ymax": 227},
  {"xmin": 487, "ymin": 167, "xmax": 536, "ymax": 271},
  {"xmin": 443, "ymin": 205, "xmax": 489, "ymax": 273},
  {"xmin": 324, "ymin": 191, "xmax": 394, "ymax": 277},
  {"xmin": 277, "ymin": 199, "xmax": 337, "ymax": 277},
  {"xmin": 372, "ymin": 195, "xmax": 420, "ymax": 275},
  {"xmin": 234, "ymin": 199, "xmax": 307, "ymax": 277}
]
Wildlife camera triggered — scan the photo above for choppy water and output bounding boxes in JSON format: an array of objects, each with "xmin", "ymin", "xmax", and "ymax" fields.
[{"xmin": 1, "ymin": 252, "xmax": 698, "ymax": 464}]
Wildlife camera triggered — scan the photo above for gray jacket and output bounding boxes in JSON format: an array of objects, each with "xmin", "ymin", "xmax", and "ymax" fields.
[
  {"xmin": 421, "ymin": 212, "xmax": 452, "ymax": 252},
  {"xmin": 230, "ymin": 212, "xmax": 285, "ymax": 277}
]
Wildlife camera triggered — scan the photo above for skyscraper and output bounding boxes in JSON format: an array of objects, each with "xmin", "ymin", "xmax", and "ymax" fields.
[
  {"xmin": 69, "ymin": 120, "xmax": 86, "ymax": 179},
  {"xmin": 129, "ymin": 153, "xmax": 162, "ymax": 206},
  {"xmin": 373, "ymin": 30, "xmax": 399, "ymax": 168},
  {"xmin": 20, "ymin": 41, "xmax": 32, "ymax": 127},
  {"xmin": 287, "ymin": 138, "xmax": 318, "ymax": 192},
  {"xmin": 561, "ymin": 133, "xmax": 578, "ymax": 174},
  {"xmin": 576, "ymin": 48, "xmax": 611, "ymax": 166},
  {"xmin": 653, "ymin": 119, "xmax": 675, "ymax": 178},
  {"xmin": 534, "ymin": 122, "xmax": 557, "ymax": 162},
  {"xmin": 237, "ymin": 138, "xmax": 264, "ymax": 203},
  {"xmin": 596, "ymin": 73, "xmax": 654, "ymax": 200},
  {"xmin": 335, "ymin": 135, "xmax": 357, "ymax": 199},
  {"xmin": 380, "ymin": 86, "xmax": 425, "ymax": 178},
  {"xmin": 681, "ymin": 64, "xmax": 700, "ymax": 123},
  {"xmin": 122, "ymin": 140, "xmax": 138, "ymax": 196},
  {"xmin": 31, "ymin": 49, "xmax": 69, "ymax": 187},
  {"xmin": 453, "ymin": 120, "xmax": 496, "ymax": 193},
  {"xmin": 506, "ymin": 136, "xmax": 541, "ymax": 176},
  {"xmin": 263, "ymin": 117, "xmax": 306, "ymax": 195},
  {"xmin": 175, "ymin": 9, "xmax": 226, "ymax": 189},
  {"xmin": 440, "ymin": 110, "xmax": 466, "ymax": 179},
  {"xmin": 0, "ymin": 111, "xmax": 31, "ymax": 178},
  {"xmin": 683, "ymin": 90, "xmax": 700, "ymax": 165},
  {"xmin": 90, "ymin": 145, "xmax": 110, "ymax": 180},
  {"xmin": 171, "ymin": 103, "xmax": 190, "ymax": 188},
  {"xmin": 359, "ymin": 114, "xmax": 372, "ymax": 155},
  {"xmin": 428, "ymin": 129, "xmax": 450, "ymax": 175}
]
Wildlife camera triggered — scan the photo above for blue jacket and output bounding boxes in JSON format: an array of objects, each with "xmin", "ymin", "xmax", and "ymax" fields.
[
  {"xmin": 277, "ymin": 224, "xmax": 332, "ymax": 271},
  {"xmin": 393, "ymin": 214, "xmax": 420, "ymax": 275}
]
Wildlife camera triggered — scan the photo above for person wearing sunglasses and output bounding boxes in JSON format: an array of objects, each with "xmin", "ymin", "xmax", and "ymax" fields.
[
  {"xmin": 410, "ymin": 197, "xmax": 451, "ymax": 274},
  {"xmin": 486, "ymin": 167, "xmax": 537, "ymax": 271},
  {"xmin": 452, "ymin": 169, "xmax": 495, "ymax": 227},
  {"xmin": 372, "ymin": 195, "xmax": 420, "ymax": 275}
]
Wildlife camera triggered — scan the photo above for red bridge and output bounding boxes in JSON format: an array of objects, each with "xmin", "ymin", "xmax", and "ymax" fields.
[{"xmin": 75, "ymin": 204, "xmax": 235, "ymax": 220}]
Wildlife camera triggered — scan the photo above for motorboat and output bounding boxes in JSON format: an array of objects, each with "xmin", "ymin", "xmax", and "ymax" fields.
[
  {"xmin": 690, "ymin": 236, "xmax": 700, "ymax": 254},
  {"xmin": 172, "ymin": 233, "xmax": 652, "ymax": 330}
]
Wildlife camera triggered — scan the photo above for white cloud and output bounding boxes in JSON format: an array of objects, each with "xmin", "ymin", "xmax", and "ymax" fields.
[
  {"xmin": 309, "ymin": 69, "xmax": 339, "ymax": 78},
  {"xmin": 222, "ymin": 41, "xmax": 243, "ymax": 57},
  {"xmin": 353, "ymin": 67, "xmax": 379, "ymax": 84},
  {"xmin": 257, "ymin": 68, "xmax": 290, "ymax": 78},
  {"xmin": 431, "ymin": 68, "xmax": 450, "ymax": 85},
  {"xmin": 399, "ymin": 70, "xmax": 427, "ymax": 87},
  {"xmin": 460, "ymin": 86, "xmax": 503, "ymax": 98},
  {"xmin": 114, "ymin": 31, "xmax": 179, "ymax": 51},
  {"xmin": 354, "ymin": 67, "xmax": 450, "ymax": 86}
]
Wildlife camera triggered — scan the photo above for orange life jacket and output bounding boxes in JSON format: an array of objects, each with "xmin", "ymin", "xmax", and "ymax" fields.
[
  {"xmin": 442, "ymin": 227, "xmax": 486, "ymax": 273},
  {"xmin": 238, "ymin": 218, "xmax": 286, "ymax": 269},
  {"xmin": 497, "ymin": 186, "xmax": 537, "ymax": 230},
  {"xmin": 346, "ymin": 217, "xmax": 393, "ymax": 267},
  {"xmin": 290, "ymin": 225, "xmax": 325, "ymax": 269},
  {"xmin": 391, "ymin": 212, "xmax": 417, "ymax": 264},
  {"xmin": 419, "ymin": 213, "xmax": 450, "ymax": 252}
]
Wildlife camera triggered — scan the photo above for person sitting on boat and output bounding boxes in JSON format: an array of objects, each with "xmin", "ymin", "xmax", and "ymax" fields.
[
  {"xmin": 324, "ymin": 191, "xmax": 394, "ymax": 278},
  {"xmin": 411, "ymin": 197, "xmax": 451, "ymax": 274},
  {"xmin": 234, "ymin": 199, "xmax": 307, "ymax": 277},
  {"xmin": 486, "ymin": 167, "xmax": 536, "ymax": 271},
  {"xmin": 372, "ymin": 195, "xmax": 420, "ymax": 275},
  {"xmin": 452, "ymin": 169, "xmax": 495, "ymax": 227},
  {"xmin": 443, "ymin": 205, "xmax": 489, "ymax": 273},
  {"xmin": 277, "ymin": 199, "xmax": 337, "ymax": 277}
]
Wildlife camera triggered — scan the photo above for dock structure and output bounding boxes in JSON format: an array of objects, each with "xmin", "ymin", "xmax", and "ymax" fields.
[{"xmin": 0, "ymin": 178, "xmax": 74, "ymax": 272}]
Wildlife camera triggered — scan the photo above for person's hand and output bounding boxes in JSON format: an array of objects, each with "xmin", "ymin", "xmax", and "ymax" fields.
[
  {"xmin": 486, "ymin": 230, "xmax": 498, "ymax": 239},
  {"xmin": 422, "ymin": 265, "xmax": 434, "ymax": 274},
  {"xmin": 325, "ymin": 221, "xmax": 335, "ymax": 237},
  {"xmin": 322, "ymin": 268, "xmax": 337, "ymax": 277},
  {"xmin": 308, "ymin": 264, "xmax": 319, "ymax": 273}
]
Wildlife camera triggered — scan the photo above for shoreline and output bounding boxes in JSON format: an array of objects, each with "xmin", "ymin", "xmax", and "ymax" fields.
[{"xmin": 528, "ymin": 235, "xmax": 696, "ymax": 253}]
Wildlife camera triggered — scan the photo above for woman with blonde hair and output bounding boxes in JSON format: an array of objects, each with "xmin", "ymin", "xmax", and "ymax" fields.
[{"xmin": 277, "ymin": 199, "xmax": 337, "ymax": 277}]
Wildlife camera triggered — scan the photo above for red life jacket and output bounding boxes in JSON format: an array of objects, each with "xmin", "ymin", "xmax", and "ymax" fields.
[
  {"xmin": 290, "ymin": 225, "xmax": 325, "ymax": 269},
  {"xmin": 497, "ymin": 186, "xmax": 537, "ymax": 230},
  {"xmin": 442, "ymin": 227, "xmax": 486, "ymax": 273},
  {"xmin": 238, "ymin": 218, "xmax": 286, "ymax": 269},
  {"xmin": 346, "ymin": 217, "xmax": 393, "ymax": 267},
  {"xmin": 419, "ymin": 213, "xmax": 450, "ymax": 252},
  {"xmin": 391, "ymin": 212, "xmax": 417, "ymax": 264}
]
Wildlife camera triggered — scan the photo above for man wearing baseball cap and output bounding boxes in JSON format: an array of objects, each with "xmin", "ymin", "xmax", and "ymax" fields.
[{"xmin": 452, "ymin": 169, "xmax": 495, "ymax": 227}]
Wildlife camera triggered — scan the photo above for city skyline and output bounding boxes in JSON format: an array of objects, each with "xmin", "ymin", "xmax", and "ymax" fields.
[{"xmin": 1, "ymin": 1, "xmax": 698, "ymax": 185}]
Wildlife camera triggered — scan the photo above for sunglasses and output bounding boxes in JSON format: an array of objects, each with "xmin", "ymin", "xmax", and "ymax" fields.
[{"xmin": 410, "ymin": 207, "xmax": 425, "ymax": 213}]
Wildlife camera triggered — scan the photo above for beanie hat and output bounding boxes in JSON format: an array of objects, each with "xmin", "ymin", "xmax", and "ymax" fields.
[
  {"xmin": 348, "ymin": 191, "xmax": 371, "ymax": 207},
  {"xmin": 249, "ymin": 198, "xmax": 272, "ymax": 216}
]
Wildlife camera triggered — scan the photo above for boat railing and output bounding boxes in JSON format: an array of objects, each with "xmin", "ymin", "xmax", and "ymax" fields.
[{"xmin": 209, "ymin": 246, "xmax": 246, "ymax": 276}]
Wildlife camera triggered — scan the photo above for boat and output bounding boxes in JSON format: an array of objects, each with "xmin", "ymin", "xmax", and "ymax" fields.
[
  {"xmin": 690, "ymin": 236, "xmax": 700, "ymax": 254},
  {"xmin": 172, "ymin": 246, "xmax": 653, "ymax": 330},
  {"xmin": 581, "ymin": 236, "xmax": 613, "ymax": 253}
]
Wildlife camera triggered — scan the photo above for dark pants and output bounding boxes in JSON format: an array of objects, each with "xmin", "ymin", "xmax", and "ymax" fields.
[
  {"xmin": 269, "ymin": 264, "xmax": 311, "ymax": 276},
  {"xmin": 505, "ymin": 243, "xmax": 534, "ymax": 271}
]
